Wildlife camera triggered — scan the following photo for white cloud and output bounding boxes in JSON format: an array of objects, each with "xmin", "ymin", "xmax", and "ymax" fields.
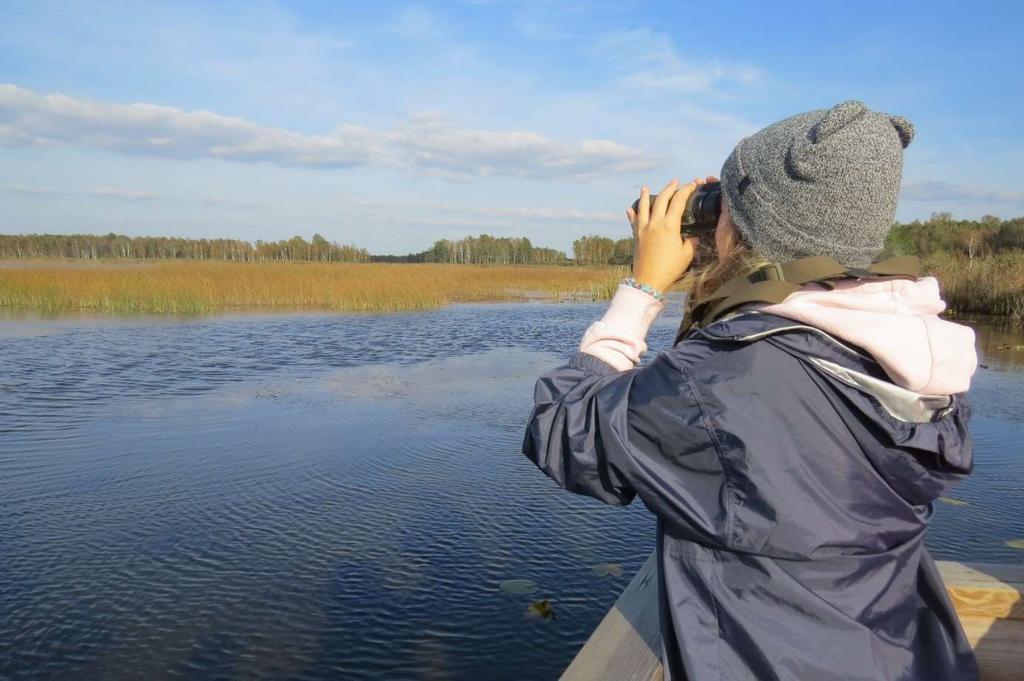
[
  {"xmin": 0, "ymin": 84, "xmax": 661, "ymax": 180},
  {"xmin": 2, "ymin": 184, "xmax": 253, "ymax": 208},
  {"xmin": 2, "ymin": 181, "xmax": 619, "ymax": 226},
  {"xmin": 394, "ymin": 111, "xmax": 661, "ymax": 178},
  {"xmin": 591, "ymin": 28, "xmax": 765, "ymax": 94},
  {"xmin": 901, "ymin": 180, "xmax": 1024, "ymax": 204},
  {"xmin": 341, "ymin": 195, "xmax": 620, "ymax": 223},
  {"xmin": 88, "ymin": 186, "xmax": 160, "ymax": 202},
  {"xmin": 436, "ymin": 202, "xmax": 618, "ymax": 222},
  {"xmin": 2, "ymin": 184, "xmax": 60, "ymax": 197}
]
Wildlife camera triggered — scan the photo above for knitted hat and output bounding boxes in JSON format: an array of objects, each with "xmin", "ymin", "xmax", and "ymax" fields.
[{"xmin": 720, "ymin": 100, "xmax": 914, "ymax": 268}]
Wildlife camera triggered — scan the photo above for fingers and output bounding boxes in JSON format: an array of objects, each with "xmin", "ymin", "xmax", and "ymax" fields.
[
  {"xmin": 638, "ymin": 185, "xmax": 650, "ymax": 228},
  {"xmin": 677, "ymin": 236, "xmax": 699, "ymax": 270},
  {"xmin": 651, "ymin": 179, "xmax": 678, "ymax": 218},
  {"xmin": 635, "ymin": 176, "xmax": 710, "ymax": 229},
  {"xmin": 667, "ymin": 180, "xmax": 698, "ymax": 224}
]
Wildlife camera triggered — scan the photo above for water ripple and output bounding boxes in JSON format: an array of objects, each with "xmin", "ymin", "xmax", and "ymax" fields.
[{"xmin": 0, "ymin": 305, "xmax": 1019, "ymax": 680}]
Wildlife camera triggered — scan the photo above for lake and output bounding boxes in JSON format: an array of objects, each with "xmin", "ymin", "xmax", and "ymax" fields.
[{"xmin": 1, "ymin": 303, "xmax": 1022, "ymax": 680}]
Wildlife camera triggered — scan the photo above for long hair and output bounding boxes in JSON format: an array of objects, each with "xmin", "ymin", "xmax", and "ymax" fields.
[
  {"xmin": 675, "ymin": 235, "xmax": 771, "ymax": 339},
  {"xmin": 679, "ymin": 237, "xmax": 770, "ymax": 315}
]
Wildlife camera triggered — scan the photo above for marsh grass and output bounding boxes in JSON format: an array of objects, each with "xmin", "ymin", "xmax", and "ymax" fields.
[
  {"xmin": 6, "ymin": 254, "xmax": 1020, "ymax": 319},
  {"xmin": 926, "ymin": 253, "xmax": 1024, "ymax": 320},
  {"xmin": 0, "ymin": 259, "xmax": 627, "ymax": 315}
]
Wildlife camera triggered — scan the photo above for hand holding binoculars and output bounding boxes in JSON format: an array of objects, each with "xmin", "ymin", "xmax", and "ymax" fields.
[{"xmin": 631, "ymin": 181, "xmax": 722, "ymax": 239}]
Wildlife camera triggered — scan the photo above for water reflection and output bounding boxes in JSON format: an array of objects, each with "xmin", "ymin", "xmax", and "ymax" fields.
[
  {"xmin": 971, "ymin": 318, "xmax": 1024, "ymax": 369},
  {"xmin": 0, "ymin": 304, "xmax": 1021, "ymax": 680}
]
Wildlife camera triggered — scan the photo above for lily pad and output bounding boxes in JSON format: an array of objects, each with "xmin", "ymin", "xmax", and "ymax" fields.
[
  {"xmin": 527, "ymin": 599, "xmax": 556, "ymax": 620},
  {"xmin": 591, "ymin": 562, "xmax": 624, "ymax": 577},
  {"xmin": 1006, "ymin": 539, "xmax": 1024, "ymax": 550},
  {"xmin": 937, "ymin": 497, "xmax": 969, "ymax": 507},
  {"xmin": 500, "ymin": 579, "xmax": 539, "ymax": 595}
]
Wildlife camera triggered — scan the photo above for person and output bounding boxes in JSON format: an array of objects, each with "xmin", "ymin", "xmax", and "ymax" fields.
[{"xmin": 522, "ymin": 101, "xmax": 979, "ymax": 680}]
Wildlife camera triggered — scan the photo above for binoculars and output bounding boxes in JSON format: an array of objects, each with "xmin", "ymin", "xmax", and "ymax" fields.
[{"xmin": 631, "ymin": 181, "xmax": 722, "ymax": 239}]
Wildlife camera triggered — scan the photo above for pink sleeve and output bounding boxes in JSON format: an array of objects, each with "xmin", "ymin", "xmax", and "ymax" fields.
[{"xmin": 579, "ymin": 284, "xmax": 664, "ymax": 371}]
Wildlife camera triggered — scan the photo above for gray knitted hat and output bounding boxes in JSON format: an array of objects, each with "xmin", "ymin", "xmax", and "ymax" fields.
[{"xmin": 720, "ymin": 100, "xmax": 914, "ymax": 268}]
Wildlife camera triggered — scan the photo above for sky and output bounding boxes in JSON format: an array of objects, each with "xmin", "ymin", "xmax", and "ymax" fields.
[{"xmin": 1, "ymin": 0, "xmax": 1022, "ymax": 255}]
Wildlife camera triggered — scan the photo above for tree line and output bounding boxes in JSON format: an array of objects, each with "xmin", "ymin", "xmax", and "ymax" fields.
[
  {"xmin": 885, "ymin": 213, "xmax": 1024, "ymax": 258},
  {"xmin": 4, "ymin": 213, "xmax": 1020, "ymax": 266},
  {"xmin": 0, "ymin": 233, "xmax": 370, "ymax": 263},
  {"xmin": 372, "ymin": 235, "xmax": 569, "ymax": 264},
  {"xmin": 572, "ymin": 236, "xmax": 634, "ymax": 265},
  {"xmin": 575, "ymin": 214, "xmax": 1024, "ymax": 264},
  {"xmin": 373, "ymin": 234, "xmax": 634, "ymax": 265}
]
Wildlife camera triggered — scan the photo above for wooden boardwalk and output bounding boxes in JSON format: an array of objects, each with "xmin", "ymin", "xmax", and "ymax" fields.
[{"xmin": 563, "ymin": 554, "xmax": 1024, "ymax": 681}]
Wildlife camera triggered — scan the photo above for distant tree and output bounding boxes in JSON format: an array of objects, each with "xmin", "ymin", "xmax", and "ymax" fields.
[
  {"xmin": 0, "ymin": 233, "xmax": 369, "ymax": 263},
  {"xmin": 382, "ymin": 235, "xmax": 568, "ymax": 265},
  {"xmin": 572, "ymin": 235, "xmax": 616, "ymax": 265},
  {"xmin": 994, "ymin": 219, "xmax": 1024, "ymax": 251},
  {"xmin": 610, "ymin": 238, "xmax": 634, "ymax": 265},
  {"xmin": 884, "ymin": 213, "xmax": 1024, "ymax": 258}
]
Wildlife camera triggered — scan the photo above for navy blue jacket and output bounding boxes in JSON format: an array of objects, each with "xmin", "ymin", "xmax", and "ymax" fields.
[{"xmin": 523, "ymin": 312, "xmax": 976, "ymax": 680}]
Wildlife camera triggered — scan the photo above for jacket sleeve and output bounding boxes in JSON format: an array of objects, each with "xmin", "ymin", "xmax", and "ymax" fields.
[
  {"xmin": 523, "ymin": 350, "xmax": 640, "ymax": 505},
  {"xmin": 522, "ymin": 289, "xmax": 733, "ymax": 544}
]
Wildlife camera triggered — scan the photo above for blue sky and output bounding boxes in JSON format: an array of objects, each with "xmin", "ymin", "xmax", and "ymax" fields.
[{"xmin": 1, "ymin": 0, "xmax": 1022, "ymax": 254}]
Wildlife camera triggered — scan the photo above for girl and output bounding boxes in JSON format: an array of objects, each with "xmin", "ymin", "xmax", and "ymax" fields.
[{"xmin": 523, "ymin": 101, "xmax": 978, "ymax": 680}]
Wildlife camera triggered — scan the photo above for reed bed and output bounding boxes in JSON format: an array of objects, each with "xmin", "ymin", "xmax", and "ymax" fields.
[
  {"xmin": 926, "ymin": 253, "xmax": 1024, "ymax": 320},
  {"xmin": 0, "ymin": 259, "xmax": 626, "ymax": 315},
  {"xmin": 5, "ymin": 254, "xmax": 1020, "ymax": 319}
]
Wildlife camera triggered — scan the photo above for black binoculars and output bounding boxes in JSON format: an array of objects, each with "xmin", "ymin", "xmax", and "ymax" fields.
[{"xmin": 631, "ymin": 181, "xmax": 722, "ymax": 239}]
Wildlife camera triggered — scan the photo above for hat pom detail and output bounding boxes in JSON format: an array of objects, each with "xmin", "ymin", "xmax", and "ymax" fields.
[
  {"xmin": 889, "ymin": 115, "xmax": 914, "ymax": 148},
  {"xmin": 810, "ymin": 100, "xmax": 868, "ymax": 143}
]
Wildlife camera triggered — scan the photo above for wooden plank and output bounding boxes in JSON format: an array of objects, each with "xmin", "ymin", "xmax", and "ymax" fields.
[
  {"xmin": 959, "ymin": 616, "xmax": 1024, "ymax": 681},
  {"xmin": 940, "ymin": 562, "xmax": 1024, "ymax": 619},
  {"xmin": 561, "ymin": 552, "xmax": 662, "ymax": 681},
  {"xmin": 565, "ymin": 558, "xmax": 1024, "ymax": 681}
]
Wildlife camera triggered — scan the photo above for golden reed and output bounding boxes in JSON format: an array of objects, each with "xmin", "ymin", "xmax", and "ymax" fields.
[
  {"xmin": 2, "ymin": 256, "xmax": 1018, "ymax": 319},
  {"xmin": 0, "ymin": 260, "xmax": 627, "ymax": 315},
  {"xmin": 926, "ymin": 253, "xmax": 1024, "ymax": 319}
]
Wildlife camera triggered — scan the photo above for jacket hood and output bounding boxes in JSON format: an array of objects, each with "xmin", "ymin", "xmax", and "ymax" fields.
[
  {"xmin": 695, "ymin": 311, "xmax": 973, "ymax": 506},
  {"xmin": 761, "ymin": 277, "xmax": 977, "ymax": 395}
]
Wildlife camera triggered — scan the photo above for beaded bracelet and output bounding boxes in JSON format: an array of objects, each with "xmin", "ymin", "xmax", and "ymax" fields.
[{"xmin": 622, "ymin": 277, "xmax": 664, "ymax": 302}]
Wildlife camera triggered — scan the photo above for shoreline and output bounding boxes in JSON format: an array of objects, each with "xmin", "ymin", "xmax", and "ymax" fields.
[{"xmin": 0, "ymin": 292, "xmax": 616, "ymax": 329}]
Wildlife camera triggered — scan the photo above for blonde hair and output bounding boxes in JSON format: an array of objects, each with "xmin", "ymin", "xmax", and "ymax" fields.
[
  {"xmin": 676, "ymin": 238, "xmax": 771, "ymax": 332},
  {"xmin": 679, "ymin": 238, "xmax": 770, "ymax": 313}
]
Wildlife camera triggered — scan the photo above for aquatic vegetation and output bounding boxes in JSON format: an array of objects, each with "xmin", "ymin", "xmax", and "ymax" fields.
[
  {"xmin": 591, "ymin": 563, "xmax": 624, "ymax": 577},
  {"xmin": 527, "ymin": 599, "xmax": 556, "ymax": 620},
  {"xmin": 925, "ymin": 253, "xmax": 1024, "ymax": 320},
  {"xmin": 937, "ymin": 497, "xmax": 970, "ymax": 506},
  {"xmin": 5, "ymin": 253, "xmax": 1021, "ymax": 319},
  {"xmin": 1006, "ymin": 539, "xmax": 1024, "ymax": 550},
  {"xmin": 0, "ymin": 260, "xmax": 626, "ymax": 315},
  {"xmin": 500, "ymin": 579, "xmax": 539, "ymax": 595}
]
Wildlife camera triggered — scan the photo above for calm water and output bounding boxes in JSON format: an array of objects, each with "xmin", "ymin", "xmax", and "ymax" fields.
[{"xmin": 1, "ymin": 303, "xmax": 1022, "ymax": 680}]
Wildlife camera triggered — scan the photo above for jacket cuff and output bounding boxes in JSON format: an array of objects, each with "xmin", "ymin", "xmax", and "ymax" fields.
[
  {"xmin": 568, "ymin": 351, "xmax": 619, "ymax": 375},
  {"xmin": 579, "ymin": 284, "xmax": 664, "ymax": 371}
]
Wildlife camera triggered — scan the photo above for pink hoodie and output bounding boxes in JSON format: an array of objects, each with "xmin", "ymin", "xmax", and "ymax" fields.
[
  {"xmin": 762, "ymin": 277, "xmax": 976, "ymax": 394},
  {"xmin": 580, "ymin": 277, "xmax": 978, "ymax": 396}
]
